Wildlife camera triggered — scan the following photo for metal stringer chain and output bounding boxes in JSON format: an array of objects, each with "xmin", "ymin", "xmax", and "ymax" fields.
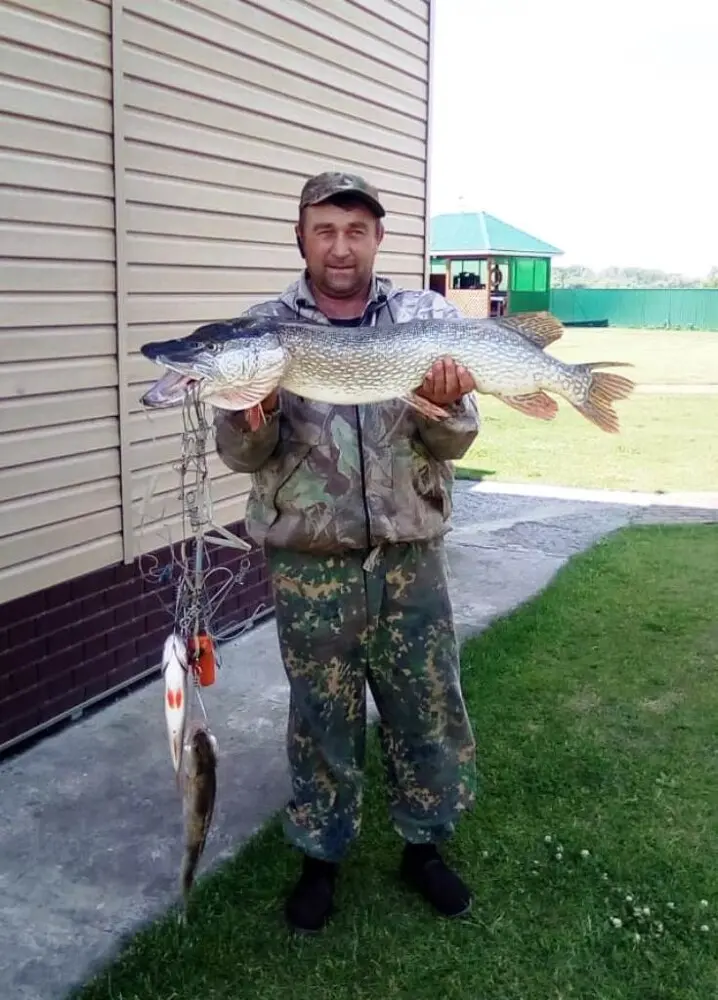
[{"xmin": 171, "ymin": 388, "xmax": 253, "ymax": 722}]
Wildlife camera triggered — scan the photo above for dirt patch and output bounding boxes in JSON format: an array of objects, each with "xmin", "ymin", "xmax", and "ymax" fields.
[
  {"xmin": 566, "ymin": 689, "xmax": 602, "ymax": 713},
  {"xmin": 639, "ymin": 691, "xmax": 684, "ymax": 713}
]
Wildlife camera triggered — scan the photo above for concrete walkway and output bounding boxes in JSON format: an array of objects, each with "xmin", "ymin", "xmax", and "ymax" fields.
[{"xmin": 0, "ymin": 484, "xmax": 716, "ymax": 1000}]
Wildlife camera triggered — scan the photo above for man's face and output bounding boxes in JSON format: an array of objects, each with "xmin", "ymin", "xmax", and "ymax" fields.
[{"xmin": 297, "ymin": 200, "xmax": 384, "ymax": 299}]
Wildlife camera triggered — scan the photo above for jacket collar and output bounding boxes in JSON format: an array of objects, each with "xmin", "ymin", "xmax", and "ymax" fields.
[{"xmin": 279, "ymin": 270, "xmax": 397, "ymax": 321}]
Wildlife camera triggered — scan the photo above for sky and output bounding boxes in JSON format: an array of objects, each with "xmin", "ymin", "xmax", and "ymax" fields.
[{"xmin": 430, "ymin": 0, "xmax": 718, "ymax": 277}]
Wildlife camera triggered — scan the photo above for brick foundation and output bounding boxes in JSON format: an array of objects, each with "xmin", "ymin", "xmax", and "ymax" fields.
[{"xmin": 0, "ymin": 520, "xmax": 273, "ymax": 755}]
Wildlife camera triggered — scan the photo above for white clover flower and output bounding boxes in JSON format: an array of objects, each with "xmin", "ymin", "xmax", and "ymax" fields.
[
  {"xmin": 655, "ymin": 922, "xmax": 664, "ymax": 933},
  {"xmin": 700, "ymin": 924, "xmax": 710, "ymax": 933},
  {"xmin": 610, "ymin": 916, "xmax": 622, "ymax": 928},
  {"xmin": 625, "ymin": 895, "xmax": 633, "ymax": 903},
  {"xmin": 667, "ymin": 902, "xmax": 675, "ymax": 909},
  {"xmin": 544, "ymin": 834, "xmax": 552, "ymax": 843},
  {"xmin": 643, "ymin": 906, "xmax": 650, "ymax": 916},
  {"xmin": 700, "ymin": 899, "xmax": 709, "ymax": 908},
  {"xmin": 634, "ymin": 932, "xmax": 641, "ymax": 942},
  {"xmin": 555, "ymin": 852, "xmax": 563, "ymax": 861},
  {"xmin": 580, "ymin": 849, "xmax": 590, "ymax": 858}
]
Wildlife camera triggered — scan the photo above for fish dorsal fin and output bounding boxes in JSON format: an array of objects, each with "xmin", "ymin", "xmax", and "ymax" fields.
[{"xmin": 495, "ymin": 311, "xmax": 564, "ymax": 350}]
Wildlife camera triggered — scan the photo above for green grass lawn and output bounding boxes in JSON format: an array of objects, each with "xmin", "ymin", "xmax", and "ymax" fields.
[
  {"xmin": 456, "ymin": 393, "xmax": 718, "ymax": 492},
  {"xmin": 74, "ymin": 524, "xmax": 718, "ymax": 1000}
]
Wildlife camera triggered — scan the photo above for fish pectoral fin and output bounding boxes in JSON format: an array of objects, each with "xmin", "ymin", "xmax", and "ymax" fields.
[
  {"xmin": 402, "ymin": 392, "xmax": 450, "ymax": 421},
  {"xmin": 208, "ymin": 388, "xmax": 261, "ymax": 410},
  {"xmin": 246, "ymin": 403, "xmax": 266, "ymax": 432},
  {"xmin": 495, "ymin": 311, "xmax": 565, "ymax": 350},
  {"xmin": 208, "ymin": 379, "xmax": 279, "ymax": 412},
  {"xmin": 496, "ymin": 391, "xmax": 559, "ymax": 421}
]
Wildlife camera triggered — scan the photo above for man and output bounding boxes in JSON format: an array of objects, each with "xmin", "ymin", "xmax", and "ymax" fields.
[{"xmin": 214, "ymin": 170, "xmax": 480, "ymax": 934}]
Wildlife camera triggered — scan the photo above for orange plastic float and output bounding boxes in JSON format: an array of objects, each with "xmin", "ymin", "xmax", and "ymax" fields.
[{"xmin": 188, "ymin": 631, "xmax": 217, "ymax": 687}]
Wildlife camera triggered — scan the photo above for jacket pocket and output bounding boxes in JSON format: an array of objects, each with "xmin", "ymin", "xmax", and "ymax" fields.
[
  {"xmin": 393, "ymin": 438, "xmax": 453, "ymax": 522},
  {"xmin": 415, "ymin": 450, "xmax": 453, "ymax": 521},
  {"xmin": 246, "ymin": 437, "xmax": 313, "ymax": 533},
  {"xmin": 273, "ymin": 439, "xmax": 325, "ymax": 511}
]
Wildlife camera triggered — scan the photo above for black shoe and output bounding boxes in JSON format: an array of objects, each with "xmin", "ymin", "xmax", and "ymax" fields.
[
  {"xmin": 285, "ymin": 855, "xmax": 339, "ymax": 934},
  {"xmin": 400, "ymin": 842, "xmax": 472, "ymax": 917}
]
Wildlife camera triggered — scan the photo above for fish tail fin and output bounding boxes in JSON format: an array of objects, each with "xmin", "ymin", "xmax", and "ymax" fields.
[
  {"xmin": 572, "ymin": 364, "xmax": 636, "ymax": 433},
  {"xmin": 180, "ymin": 844, "xmax": 201, "ymax": 900},
  {"xmin": 495, "ymin": 311, "xmax": 565, "ymax": 349}
]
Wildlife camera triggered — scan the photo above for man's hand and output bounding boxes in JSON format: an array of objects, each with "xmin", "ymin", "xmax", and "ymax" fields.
[{"xmin": 416, "ymin": 357, "xmax": 477, "ymax": 407}]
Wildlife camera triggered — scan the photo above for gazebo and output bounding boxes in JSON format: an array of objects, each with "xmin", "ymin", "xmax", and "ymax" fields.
[{"xmin": 428, "ymin": 211, "xmax": 563, "ymax": 318}]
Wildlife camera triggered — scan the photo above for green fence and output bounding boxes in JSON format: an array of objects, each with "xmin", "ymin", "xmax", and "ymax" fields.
[
  {"xmin": 549, "ymin": 288, "xmax": 718, "ymax": 330},
  {"xmin": 510, "ymin": 290, "xmax": 550, "ymax": 313}
]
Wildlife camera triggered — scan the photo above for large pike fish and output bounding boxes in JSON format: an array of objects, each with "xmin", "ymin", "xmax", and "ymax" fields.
[{"xmin": 140, "ymin": 310, "xmax": 635, "ymax": 433}]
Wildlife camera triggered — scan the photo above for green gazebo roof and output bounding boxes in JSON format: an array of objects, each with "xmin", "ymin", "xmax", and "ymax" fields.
[{"xmin": 430, "ymin": 211, "xmax": 562, "ymax": 257}]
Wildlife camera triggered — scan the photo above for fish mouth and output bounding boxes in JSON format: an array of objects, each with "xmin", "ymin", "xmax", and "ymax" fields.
[
  {"xmin": 140, "ymin": 369, "xmax": 197, "ymax": 408},
  {"xmin": 140, "ymin": 334, "xmax": 226, "ymax": 408}
]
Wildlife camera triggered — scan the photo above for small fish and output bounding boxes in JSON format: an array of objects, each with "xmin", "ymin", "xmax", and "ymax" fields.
[
  {"xmin": 179, "ymin": 723, "xmax": 218, "ymax": 916},
  {"xmin": 162, "ymin": 632, "xmax": 188, "ymax": 776},
  {"xmin": 139, "ymin": 310, "xmax": 636, "ymax": 433}
]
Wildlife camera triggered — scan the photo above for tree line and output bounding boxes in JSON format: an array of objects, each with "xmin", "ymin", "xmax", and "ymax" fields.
[{"xmin": 552, "ymin": 265, "xmax": 718, "ymax": 289}]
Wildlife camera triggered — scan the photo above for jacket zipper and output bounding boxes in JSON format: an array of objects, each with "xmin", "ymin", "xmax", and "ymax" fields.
[
  {"xmin": 355, "ymin": 407, "xmax": 372, "ymax": 551},
  {"xmin": 356, "ymin": 301, "xmax": 379, "ymax": 552},
  {"xmin": 295, "ymin": 293, "xmax": 386, "ymax": 555}
]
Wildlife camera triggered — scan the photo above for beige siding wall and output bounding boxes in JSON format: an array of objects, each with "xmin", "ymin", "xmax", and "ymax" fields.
[
  {"xmin": 0, "ymin": 0, "xmax": 432, "ymax": 604},
  {"xmin": 0, "ymin": 0, "xmax": 122, "ymax": 604}
]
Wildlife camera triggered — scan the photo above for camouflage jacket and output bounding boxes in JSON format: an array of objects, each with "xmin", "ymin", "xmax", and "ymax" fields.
[{"xmin": 214, "ymin": 271, "xmax": 480, "ymax": 555}]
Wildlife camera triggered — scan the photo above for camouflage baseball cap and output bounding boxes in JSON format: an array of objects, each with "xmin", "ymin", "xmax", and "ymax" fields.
[{"xmin": 298, "ymin": 170, "xmax": 386, "ymax": 217}]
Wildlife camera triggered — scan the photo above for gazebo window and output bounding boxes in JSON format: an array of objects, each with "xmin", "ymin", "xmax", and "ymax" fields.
[
  {"xmin": 450, "ymin": 258, "xmax": 488, "ymax": 290},
  {"xmin": 489, "ymin": 259, "xmax": 509, "ymax": 293}
]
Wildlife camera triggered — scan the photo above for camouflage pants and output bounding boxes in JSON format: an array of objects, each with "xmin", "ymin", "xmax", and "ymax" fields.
[{"xmin": 266, "ymin": 538, "xmax": 477, "ymax": 863}]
